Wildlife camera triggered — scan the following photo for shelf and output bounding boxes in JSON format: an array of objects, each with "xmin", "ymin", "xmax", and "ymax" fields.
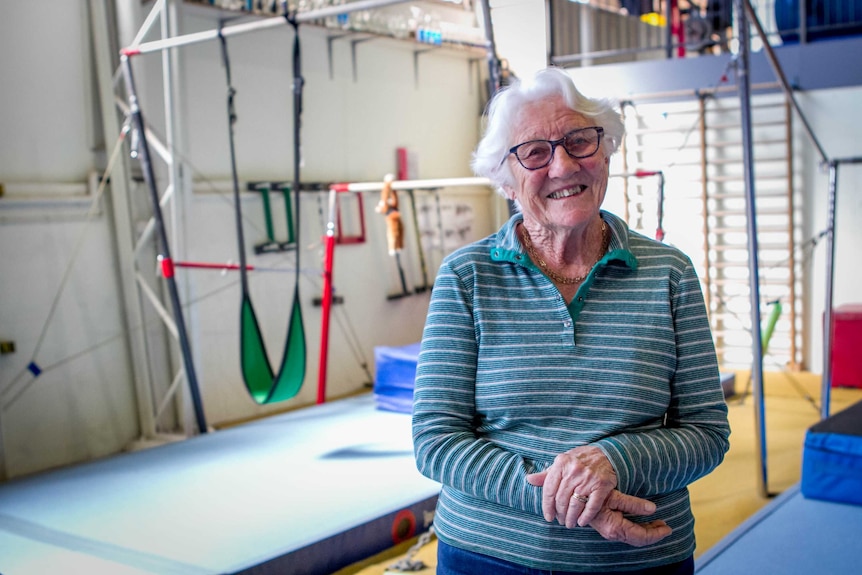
[
  {"xmin": 180, "ymin": 0, "xmax": 490, "ymax": 83},
  {"xmin": 182, "ymin": 0, "xmax": 488, "ymax": 51}
]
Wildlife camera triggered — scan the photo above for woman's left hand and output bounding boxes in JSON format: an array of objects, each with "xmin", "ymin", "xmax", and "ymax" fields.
[
  {"xmin": 525, "ymin": 445, "xmax": 618, "ymax": 528},
  {"xmin": 587, "ymin": 490, "xmax": 673, "ymax": 547}
]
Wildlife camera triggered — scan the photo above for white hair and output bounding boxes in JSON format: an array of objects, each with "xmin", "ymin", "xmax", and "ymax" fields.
[{"xmin": 471, "ymin": 67, "xmax": 625, "ymax": 196}]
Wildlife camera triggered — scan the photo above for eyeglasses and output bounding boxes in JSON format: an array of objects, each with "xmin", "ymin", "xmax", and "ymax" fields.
[{"xmin": 506, "ymin": 126, "xmax": 604, "ymax": 170}]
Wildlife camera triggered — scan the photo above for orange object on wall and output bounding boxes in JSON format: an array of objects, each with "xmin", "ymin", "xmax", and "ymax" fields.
[{"xmin": 831, "ymin": 304, "xmax": 862, "ymax": 388}]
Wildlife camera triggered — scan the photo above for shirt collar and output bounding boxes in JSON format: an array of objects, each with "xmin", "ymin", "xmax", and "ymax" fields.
[{"xmin": 490, "ymin": 210, "xmax": 638, "ymax": 271}]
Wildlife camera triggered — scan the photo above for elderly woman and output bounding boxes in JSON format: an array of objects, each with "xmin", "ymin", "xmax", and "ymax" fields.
[{"xmin": 412, "ymin": 67, "xmax": 730, "ymax": 574}]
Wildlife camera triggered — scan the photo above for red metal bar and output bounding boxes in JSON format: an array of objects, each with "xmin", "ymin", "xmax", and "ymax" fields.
[
  {"xmin": 317, "ymin": 188, "xmax": 340, "ymax": 404},
  {"xmin": 671, "ymin": 0, "xmax": 685, "ymax": 58},
  {"xmin": 317, "ymin": 235, "xmax": 336, "ymax": 404},
  {"xmin": 397, "ymin": 147, "xmax": 410, "ymax": 180}
]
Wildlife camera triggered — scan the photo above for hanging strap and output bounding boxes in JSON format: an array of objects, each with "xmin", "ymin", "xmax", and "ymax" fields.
[{"xmin": 219, "ymin": 23, "xmax": 306, "ymax": 405}]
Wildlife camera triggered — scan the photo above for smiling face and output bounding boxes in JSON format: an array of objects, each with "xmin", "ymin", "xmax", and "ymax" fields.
[{"xmin": 503, "ymin": 96, "xmax": 609, "ymax": 234}]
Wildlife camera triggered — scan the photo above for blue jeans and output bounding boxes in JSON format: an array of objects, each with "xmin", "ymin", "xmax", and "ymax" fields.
[{"xmin": 437, "ymin": 539, "xmax": 695, "ymax": 575}]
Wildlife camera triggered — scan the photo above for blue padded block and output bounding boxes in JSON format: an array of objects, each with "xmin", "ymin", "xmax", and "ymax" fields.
[
  {"xmin": 374, "ymin": 343, "xmax": 421, "ymax": 413},
  {"xmin": 801, "ymin": 399, "xmax": 862, "ymax": 506}
]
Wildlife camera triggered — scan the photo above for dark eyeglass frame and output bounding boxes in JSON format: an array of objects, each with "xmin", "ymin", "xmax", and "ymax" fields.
[{"xmin": 505, "ymin": 126, "xmax": 604, "ymax": 171}]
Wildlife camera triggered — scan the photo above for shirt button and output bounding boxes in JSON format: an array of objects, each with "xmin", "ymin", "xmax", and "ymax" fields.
[
  {"xmin": 577, "ymin": 297, "xmax": 584, "ymax": 302},
  {"xmin": 563, "ymin": 320, "xmax": 572, "ymax": 328}
]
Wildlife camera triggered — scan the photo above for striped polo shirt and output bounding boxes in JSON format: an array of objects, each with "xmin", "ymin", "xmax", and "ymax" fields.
[{"xmin": 412, "ymin": 210, "xmax": 731, "ymax": 571}]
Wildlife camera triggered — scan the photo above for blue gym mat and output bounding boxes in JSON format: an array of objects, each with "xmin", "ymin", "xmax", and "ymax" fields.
[
  {"xmin": 695, "ymin": 483, "xmax": 862, "ymax": 574},
  {"xmin": 0, "ymin": 394, "xmax": 440, "ymax": 575}
]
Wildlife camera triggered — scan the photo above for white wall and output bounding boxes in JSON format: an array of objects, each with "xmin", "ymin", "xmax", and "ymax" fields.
[
  {"xmin": 0, "ymin": 200, "xmax": 139, "ymax": 478},
  {"xmin": 0, "ymin": 2, "xmax": 140, "ymax": 478},
  {"xmin": 488, "ymin": 0, "xmax": 547, "ymax": 78},
  {"xmin": 0, "ymin": 3, "xmax": 96, "ymax": 181},
  {"xmin": 796, "ymin": 87, "xmax": 862, "ymax": 375}
]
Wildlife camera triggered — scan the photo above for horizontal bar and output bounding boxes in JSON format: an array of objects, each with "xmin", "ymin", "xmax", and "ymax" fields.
[
  {"xmin": 611, "ymin": 170, "xmax": 663, "ymax": 178},
  {"xmin": 173, "ymin": 261, "xmax": 301, "ymax": 273},
  {"xmin": 329, "ymin": 171, "xmax": 661, "ymax": 194},
  {"xmin": 330, "ymin": 176, "xmax": 493, "ymax": 193},
  {"xmin": 833, "ymin": 156, "xmax": 862, "ymax": 165},
  {"xmin": 121, "ymin": 0, "xmax": 413, "ymax": 56}
]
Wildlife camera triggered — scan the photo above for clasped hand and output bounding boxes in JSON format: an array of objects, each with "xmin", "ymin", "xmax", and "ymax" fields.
[{"xmin": 525, "ymin": 446, "xmax": 672, "ymax": 547}]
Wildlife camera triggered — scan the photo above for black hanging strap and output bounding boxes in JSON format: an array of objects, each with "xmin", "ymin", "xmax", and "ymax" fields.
[{"xmin": 218, "ymin": 22, "xmax": 306, "ymax": 405}]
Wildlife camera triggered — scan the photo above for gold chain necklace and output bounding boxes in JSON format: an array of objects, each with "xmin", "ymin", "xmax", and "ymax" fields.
[{"xmin": 521, "ymin": 220, "xmax": 609, "ymax": 285}]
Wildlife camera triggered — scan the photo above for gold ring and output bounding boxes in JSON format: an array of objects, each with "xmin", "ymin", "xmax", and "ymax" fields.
[{"xmin": 571, "ymin": 492, "xmax": 589, "ymax": 504}]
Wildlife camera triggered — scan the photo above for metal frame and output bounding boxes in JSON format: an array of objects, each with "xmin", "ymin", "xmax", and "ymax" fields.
[
  {"xmin": 121, "ymin": 54, "xmax": 208, "ymax": 433},
  {"xmin": 734, "ymin": 0, "xmax": 768, "ymax": 497},
  {"xmin": 91, "ymin": 0, "xmax": 165, "ymax": 442}
]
